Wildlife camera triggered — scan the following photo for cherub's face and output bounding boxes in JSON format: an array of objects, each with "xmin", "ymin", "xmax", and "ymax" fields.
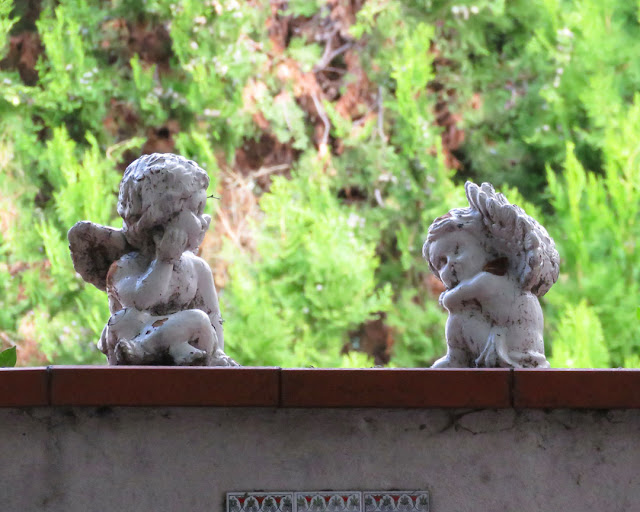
[{"xmin": 428, "ymin": 229, "xmax": 488, "ymax": 289}]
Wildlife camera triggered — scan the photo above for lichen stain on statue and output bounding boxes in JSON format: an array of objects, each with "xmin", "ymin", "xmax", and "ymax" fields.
[
  {"xmin": 68, "ymin": 153, "xmax": 238, "ymax": 366},
  {"xmin": 424, "ymin": 182, "xmax": 559, "ymax": 368}
]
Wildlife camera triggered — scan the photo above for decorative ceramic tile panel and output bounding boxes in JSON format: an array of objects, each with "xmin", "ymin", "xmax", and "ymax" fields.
[
  {"xmin": 226, "ymin": 491, "xmax": 429, "ymax": 512},
  {"xmin": 363, "ymin": 492, "xmax": 429, "ymax": 512},
  {"xmin": 295, "ymin": 492, "xmax": 361, "ymax": 512},
  {"xmin": 227, "ymin": 493, "xmax": 294, "ymax": 512}
]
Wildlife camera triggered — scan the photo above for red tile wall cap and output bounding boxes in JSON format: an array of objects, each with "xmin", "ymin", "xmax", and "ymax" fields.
[
  {"xmin": 3, "ymin": 366, "xmax": 640, "ymax": 409},
  {"xmin": 281, "ymin": 368, "xmax": 512, "ymax": 408},
  {"xmin": 50, "ymin": 366, "xmax": 280, "ymax": 407},
  {"xmin": 0, "ymin": 367, "xmax": 49, "ymax": 407},
  {"xmin": 513, "ymin": 368, "xmax": 640, "ymax": 409}
]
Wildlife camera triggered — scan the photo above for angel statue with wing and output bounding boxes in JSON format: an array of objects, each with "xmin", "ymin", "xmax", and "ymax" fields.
[
  {"xmin": 68, "ymin": 153, "xmax": 238, "ymax": 366},
  {"xmin": 423, "ymin": 182, "xmax": 559, "ymax": 368}
]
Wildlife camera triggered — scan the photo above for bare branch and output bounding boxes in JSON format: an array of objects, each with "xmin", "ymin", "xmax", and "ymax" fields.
[
  {"xmin": 374, "ymin": 188, "xmax": 385, "ymax": 207},
  {"xmin": 314, "ymin": 40, "xmax": 353, "ymax": 71},
  {"xmin": 311, "ymin": 92, "xmax": 330, "ymax": 149},
  {"xmin": 315, "ymin": 27, "xmax": 339, "ymax": 71},
  {"xmin": 251, "ymin": 163, "xmax": 291, "ymax": 179}
]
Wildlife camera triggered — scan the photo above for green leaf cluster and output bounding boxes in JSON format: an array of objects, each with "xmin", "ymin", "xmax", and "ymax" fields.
[{"xmin": 224, "ymin": 154, "xmax": 390, "ymax": 367}]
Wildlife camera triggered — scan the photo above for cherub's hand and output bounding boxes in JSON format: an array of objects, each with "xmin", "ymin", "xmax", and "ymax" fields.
[
  {"xmin": 440, "ymin": 279, "xmax": 473, "ymax": 310},
  {"xmin": 154, "ymin": 226, "xmax": 188, "ymax": 262},
  {"xmin": 441, "ymin": 288, "xmax": 459, "ymax": 310}
]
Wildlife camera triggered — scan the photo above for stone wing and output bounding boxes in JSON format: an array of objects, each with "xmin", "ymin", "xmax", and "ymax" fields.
[{"xmin": 68, "ymin": 221, "xmax": 130, "ymax": 291}]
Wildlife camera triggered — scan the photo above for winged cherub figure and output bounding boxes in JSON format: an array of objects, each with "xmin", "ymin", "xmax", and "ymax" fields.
[
  {"xmin": 68, "ymin": 153, "xmax": 238, "ymax": 366},
  {"xmin": 423, "ymin": 182, "xmax": 559, "ymax": 368}
]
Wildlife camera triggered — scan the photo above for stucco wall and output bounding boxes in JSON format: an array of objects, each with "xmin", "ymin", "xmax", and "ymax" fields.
[{"xmin": 1, "ymin": 407, "xmax": 639, "ymax": 511}]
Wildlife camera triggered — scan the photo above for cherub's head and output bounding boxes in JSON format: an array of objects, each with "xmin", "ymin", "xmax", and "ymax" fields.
[
  {"xmin": 425, "ymin": 218, "xmax": 489, "ymax": 289},
  {"xmin": 423, "ymin": 199, "xmax": 493, "ymax": 289},
  {"xmin": 423, "ymin": 182, "xmax": 559, "ymax": 296},
  {"xmin": 118, "ymin": 153, "xmax": 211, "ymax": 251}
]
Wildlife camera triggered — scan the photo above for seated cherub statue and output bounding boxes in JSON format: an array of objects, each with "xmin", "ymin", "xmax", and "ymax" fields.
[
  {"xmin": 68, "ymin": 153, "xmax": 238, "ymax": 366},
  {"xmin": 423, "ymin": 182, "xmax": 559, "ymax": 368}
]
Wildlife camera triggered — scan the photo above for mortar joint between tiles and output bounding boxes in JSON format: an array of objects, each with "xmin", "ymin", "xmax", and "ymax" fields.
[{"xmin": 508, "ymin": 367, "xmax": 515, "ymax": 408}]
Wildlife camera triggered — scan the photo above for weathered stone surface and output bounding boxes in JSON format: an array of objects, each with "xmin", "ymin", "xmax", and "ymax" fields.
[
  {"xmin": 1, "ymin": 407, "xmax": 638, "ymax": 511},
  {"xmin": 423, "ymin": 182, "xmax": 559, "ymax": 368}
]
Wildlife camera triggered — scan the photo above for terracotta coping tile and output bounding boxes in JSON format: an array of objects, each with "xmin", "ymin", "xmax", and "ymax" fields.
[
  {"xmin": 280, "ymin": 368, "xmax": 512, "ymax": 408},
  {"xmin": 513, "ymin": 369, "xmax": 640, "ymax": 409},
  {"xmin": 1, "ymin": 367, "xmax": 639, "ymax": 409},
  {"xmin": 50, "ymin": 366, "xmax": 280, "ymax": 407},
  {"xmin": 0, "ymin": 368, "xmax": 49, "ymax": 407}
]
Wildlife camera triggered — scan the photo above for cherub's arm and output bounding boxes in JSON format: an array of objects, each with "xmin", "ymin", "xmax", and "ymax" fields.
[
  {"xmin": 108, "ymin": 257, "xmax": 173, "ymax": 311},
  {"xmin": 192, "ymin": 256, "xmax": 224, "ymax": 349},
  {"xmin": 108, "ymin": 227, "xmax": 186, "ymax": 311},
  {"xmin": 442, "ymin": 271, "xmax": 507, "ymax": 309}
]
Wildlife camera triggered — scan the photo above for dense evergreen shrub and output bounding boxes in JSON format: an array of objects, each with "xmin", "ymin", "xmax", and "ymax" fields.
[{"xmin": 0, "ymin": 0, "xmax": 638, "ymax": 367}]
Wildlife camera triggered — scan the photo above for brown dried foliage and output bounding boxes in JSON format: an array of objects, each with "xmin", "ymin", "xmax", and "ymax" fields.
[
  {"xmin": 202, "ymin": 163, "xmax": 263, "ymax": 289},
  {"xmin": 344, "ymin": 313, "xmax": 394, "ymax": 366},
  {"xmin": 428, "ymin": 44, "xmax": 467, "ymax": 170},
  {"xmin": 0, "ymin": 31, "xmax": 43, "ymax": 85},
  {"xmin": 99, "ymin": 18, "xmax": 172, "ymax": 72},
  {"xmin": 141, "ymin": 120, "xmax": 180, "ymax": 155},
  {"xmin": 103, "ymin": 99, "xmax": 140, "ymax": 140}
]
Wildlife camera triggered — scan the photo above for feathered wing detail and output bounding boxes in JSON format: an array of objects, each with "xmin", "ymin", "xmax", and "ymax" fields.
[
  {"xmin": 465, "ymin": 181, "xmax": 559, "ymax": 297},
  {"xmin": 68, "ymin": 221, "xmax": 131, "ymax": 291}
]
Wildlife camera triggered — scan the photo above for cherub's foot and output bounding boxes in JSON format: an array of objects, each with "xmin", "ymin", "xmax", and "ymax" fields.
[
  {"xmin": 169, "ymin": 342, "xmax": 208, "ymax": 366},
  {"xmin": 115, "ymin": 339, "xmax": 145, "ymax": 365},
  {"xmin": 209, "ymin": 350, "xmax": 240, "ymax": 367}
]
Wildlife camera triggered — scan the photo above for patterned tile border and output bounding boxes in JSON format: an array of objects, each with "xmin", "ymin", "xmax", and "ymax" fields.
[
  {"xmin": 363, "ymin": 492, "xmax": 429, "ymax": 512},
  {"xmin": 296, "ymin": 492, "xmax": 361, "ymax": 512},
  {"xmin": 227, "ymin": 492, "xmax": 293, "ymax": 512},
  {"xmin": 227, "ymin": 492, "xmax": 429, "ymax": 512}
]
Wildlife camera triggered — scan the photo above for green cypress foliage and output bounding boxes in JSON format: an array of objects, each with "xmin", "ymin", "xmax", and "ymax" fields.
[{"xmin": 0, "ymin": 0, "xmax": 638, "ymax": 367}]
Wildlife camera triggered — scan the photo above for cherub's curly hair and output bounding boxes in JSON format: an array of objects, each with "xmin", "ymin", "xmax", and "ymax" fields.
[
  {"xmin": 117, "ymin": 153, "xmax": 209, "ymax": 249},
  {"xmin": 423, "ymin": 182, "xmax": 559, "ymax": 297}
]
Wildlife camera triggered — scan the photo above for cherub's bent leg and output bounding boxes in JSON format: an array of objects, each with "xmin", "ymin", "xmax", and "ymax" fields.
[
  {"xmin": 108, "ymin": 308, "xmax": 149, "ymax": 364},
  {"xmin": 100, "ymin": 324, "xmax": 121, "ymax": 365},
  {"xmin": 500, "ymin": 348, "xmax": 549, "ymax": 368},
  {"xmin": 169, "ymin": 343, "xmax": 207, "ymax": 366},
  {"xmin": 494, "ymin": 330, "xmax": 550, "ymax": 368},
  {"xmin": 136, "ymin": 310, "xmax": 216, "ymax": 365},
  {"xmin": 115, "ymin": 339, "xmax": 146, "ymax": 365},
  {"xmin": 98, "ymin": 325, "xmax": 108, "ymax": 355},
  {"xmin": 431, "ymin": 346, "xmax": 472, "ymax": 368}
]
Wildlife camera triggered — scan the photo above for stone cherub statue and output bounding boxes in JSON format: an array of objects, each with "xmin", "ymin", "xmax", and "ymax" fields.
[
  {"xmin": 68, "ymin": 153, "xmax": 238, "ymax": 366},
  {"xmin": 423, "ymin": 182, "xmax": 559, "ymax": 368}
]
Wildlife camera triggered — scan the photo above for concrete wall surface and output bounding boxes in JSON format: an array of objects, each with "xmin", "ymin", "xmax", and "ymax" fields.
[{"xmin": 1, "ymin": 407, "xmax": 639, "ymax": 511}]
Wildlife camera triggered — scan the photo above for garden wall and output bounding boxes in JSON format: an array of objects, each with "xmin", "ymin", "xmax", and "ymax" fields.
[{"xmin": 1, "ymin": 368, "xmax": 639, "ymax": 511}]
